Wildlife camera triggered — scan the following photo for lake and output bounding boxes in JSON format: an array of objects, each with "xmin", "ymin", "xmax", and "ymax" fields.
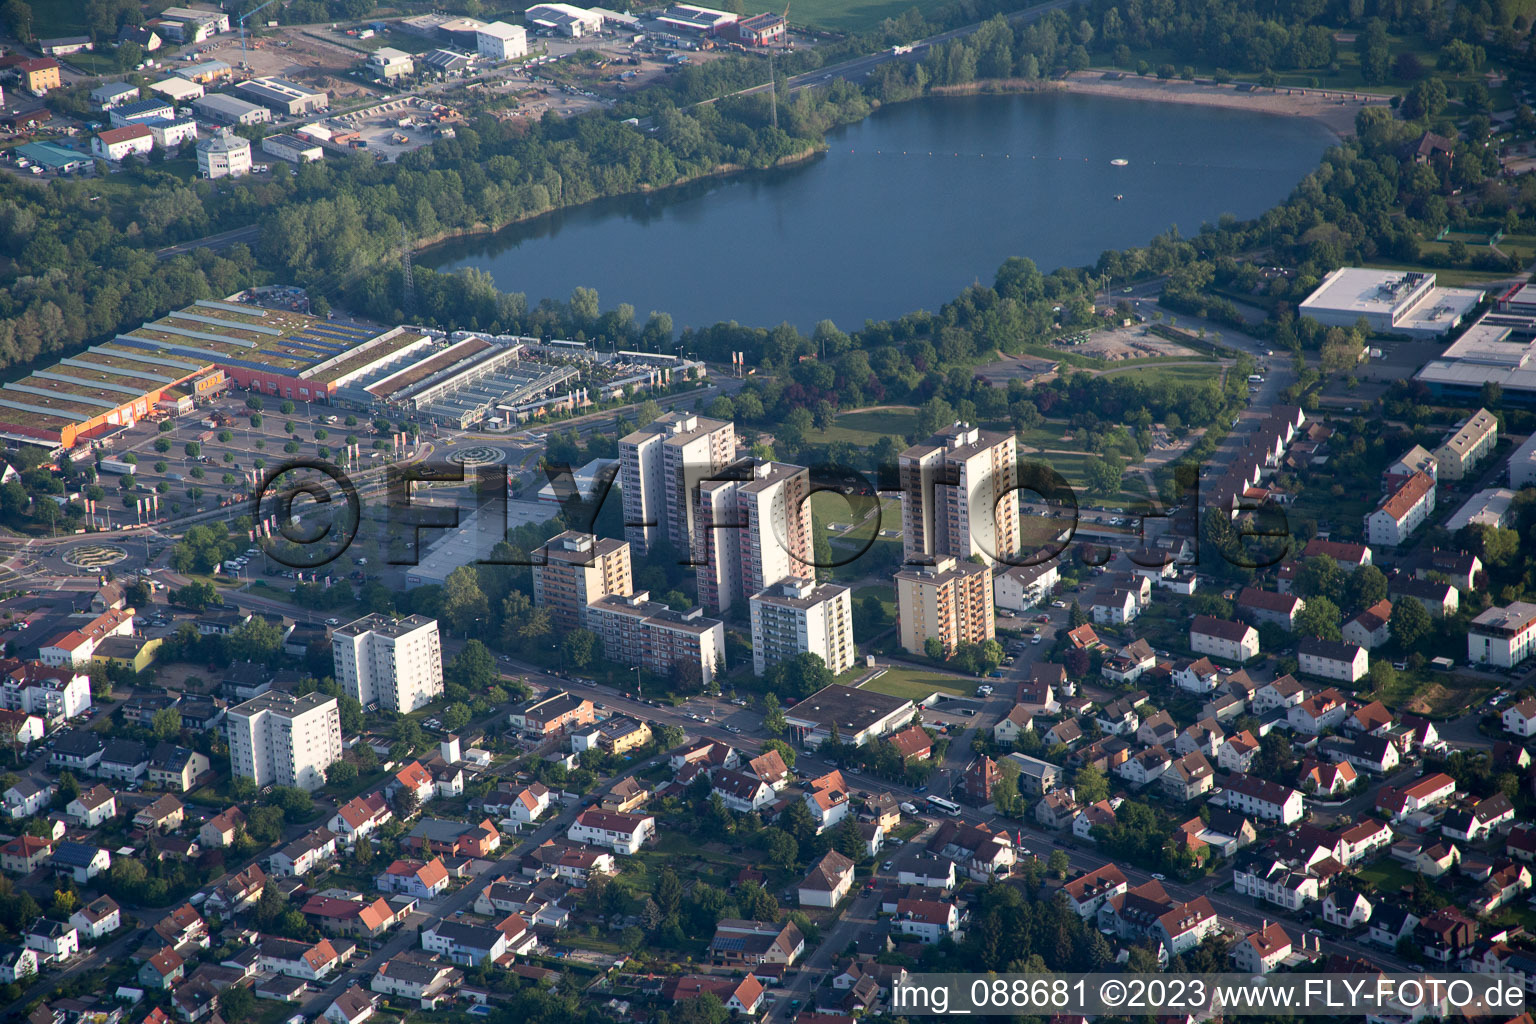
[{"xmin": 424, "ymin": 91, "xmax": 1336, "ymax": 331}]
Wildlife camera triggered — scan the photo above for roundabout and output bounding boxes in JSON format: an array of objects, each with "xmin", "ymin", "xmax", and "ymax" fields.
[
  {"xmin": 445, "ymin": 445, "xmax": 507, "ymax": 468},
  {"xmin": 63, "ymin": 544, "xmax": 129, "ymax": 569}
]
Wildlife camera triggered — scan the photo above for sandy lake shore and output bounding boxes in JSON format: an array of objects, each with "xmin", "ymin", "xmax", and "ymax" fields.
[{"xmin": 1057, "ymin": 71, "xmax": 1392, "ymax": 138}]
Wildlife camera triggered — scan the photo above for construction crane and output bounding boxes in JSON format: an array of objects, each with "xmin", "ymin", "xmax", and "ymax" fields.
[{"xmin": 238, "ymin": 0, "xmax": 281, "ymax": 71}]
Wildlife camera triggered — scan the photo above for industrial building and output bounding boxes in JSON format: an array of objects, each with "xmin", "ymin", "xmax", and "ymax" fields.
[
  {"xmin": 781, "ymin": 683, "xmax": 914, "ymax": 749},
  {"xmin": 731, "ymin": 13, "xmax": 786, "ymax": 46},
  {"xmin": 366, "ymin": 47, "xmax": 415, "ymax": 81},
  {"xmin": 173, "ymin": 60, "xmax": 233, "ymax": 85},
  {"xmin": 90, "ymin": 82, "xmax": 140, "ymax": 109},
  {"xmin": 0, "ymin": 300, "xmax": 431, "ymax": 450},
  {"xmin": 261, "ymin": 133, "xmax": 324, "ymax": 164},
  {"xmin": 1298, "ymin": 268, "xmax": 1482, "ymax": 338},
  {"xmin": 193, "ymin": 93, "xmax": 271, "ymax": 126},
  {"xmin": 1416, "ymin": 307, "xmax": 1536, "ymax": 407},
  {"xmin": 155, "ymin": 7, "xmax": 231, "ymax": 45},
  {"xmin": 526, "ymin": 4, "xmax": 607, "ymax": 36},
  {"xmin": 196, "ymin": 130, "xmax": 251, "ymax": 179},
  {"xmin": 476, "ymin": 22, "xmax": 529, "ymax": 61},
  {"xmin": 655, "ymin": 4, "xmax": 739, "ymax": 34},
  {"xmin": 13, "ymin": 141, "xmax": 87, "ymax": 174},
  {"xmin": 150, "ymin": 77, "xmax": 205, "ymax": 103},
  {"xmin": 334, "ymin": 332, "xmax": 581, "ymax": 428},
  {"xmin": 235, "ymin": 78, "xmax": 329, "ymax": 116},
  {"xmin": 109, "ymin": 99, "xmax": 174, "ymax": 128}
]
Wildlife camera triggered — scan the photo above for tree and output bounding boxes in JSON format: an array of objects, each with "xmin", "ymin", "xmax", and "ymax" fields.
[
  {"xmin": 1084, "ymin": 455, "xmax": 1124, "ymax": 497},
  {"xmin": 392, "ymin": 786, "xmax": 419, "ymax": 820},
  {"xmin": 441, "ymin": 566, "xmax": 489, "ymax": 634},
  {"xmin": 327, "ymin": 760, "xmax": 358, "ymax": 788},
  {"xmin": 1295, "ymin": 596, "xmax": 1343, "ymax": 641},
  {"xmin": 1344, "ymin": 565, "xmax": 1389, "ymax": 614},
  {"xmin": 1293, "ymin": 556, "xmax": 1345, "ymax": 602},
  {"xmin": 442, "ymin": 703, "xmax": 472, "ymax": 731},
  {"xmin": 761, "ymin": 737, "xmax": 796, "ymax": 769},
  {"xmin": 151, "ymin": 707, "xmax": 182, "ymax": 741},
  {"xmin": 1073, "ymin": 764, "xmax": 1109, "ymax": 804},
  {"xmin": 184, "ymin": 442, "xmax": 201, "ymax": 458},
  {"xmin": 1390, "ymin": 598, "xmax": 1431, "ymax": 649},
  {"xmin": 563, "ymin": 628, "xmax": 598, "ymax": 668},
  {"xmin": 448, "ymin": 639, "xmax": 497, "ymax": 692},
  {"xmin": 923, "ymin": 636, "xmax": 945, "ymax": 660},
  {"xmin": 763, "ymin": 692, "xmax": 787, "ymax": 736},
  {"xmin": 2, "ymin": 1, "xmax": 33, "ymax": 43},
  {"xmin": 1068, "ymin": 600, "xmax": 1088, "ymax": 628}
]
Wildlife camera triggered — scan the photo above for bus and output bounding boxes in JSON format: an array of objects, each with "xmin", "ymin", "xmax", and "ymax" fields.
[{"xmin": 926, "ymin": 796, "xmax": 962, "ymax": 817}]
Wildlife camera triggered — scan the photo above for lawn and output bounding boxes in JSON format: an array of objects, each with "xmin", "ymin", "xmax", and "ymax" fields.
[
  {"xmin": 851, "ymin": 583, "xmax": 896, "ymax": 620},
  {"xmin": 862, "ymin": 666, "xmax": 974, "ymax": 701},
  {"xmin": 744, "ymin": 0, "xmax": 954, "ymax": 34},
  {"xmin": 1095, "ymin": 363, "xmax": 1222, "ymax": 388},
  {"xmin": 1355, "ymin": 861, "xmax": 1417, "ymax": 894},
  {"xmin": 805, "ymin": 406, "xmax": 918, "ymax": 447},
  {"xmin": 1361, "ymin": 261, "xmax": 1516, "ymax": 288}
]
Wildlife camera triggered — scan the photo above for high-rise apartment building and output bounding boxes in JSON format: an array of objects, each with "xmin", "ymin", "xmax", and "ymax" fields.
[
  {"xmin": 696, "ymin": 460, "xmax": 813, "ymax": 615},
  {"xmin": 585, "ymin": 591, "xmax": 726, "ymax": 687},
  {"xmin": 332, "ymin": 614, "xmax": 443, "ymax": 713},
  {"xmin": 532, "ymin": 531, "xmax": 633, "ymax": 630},
  {"xmin": 619, "ymin": 413, "xmax": 735, "ymax": 556},
  {"xmin": 899, "ymin": 422, "xmax": 1018, "ymax": 567},
  {"xmin": 749, "ymin": 577, "xmax": 855, "ymax": 677},
  {"xmin": 896, "ymin": 556, "xmax": 995, "ymax": 656},
  {"xmin": 226, "ymin": 692, "xmax": 342, "ymax": 792}
]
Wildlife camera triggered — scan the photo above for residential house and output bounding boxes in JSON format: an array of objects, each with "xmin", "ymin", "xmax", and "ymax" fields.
[
  {"xmin": 69, "ymin": 895, "xmax": 121, "ymax": 941},
  {"xmin": 1062, "ymin": 864, "xmax": 1128, "ymax": 918},
  {"xmin": 51, "ymin": 842, "xmax": 109, "ymax": 883},
  {"xmin": 1232, "ymin": 922, "xmax": 1292, "ymax": 974},
  {"xmin": 1237, "ymin": 589, "xmax": 1304, "ymax": 631},
  {"xmin": 375, "ymin": 858, "xmax": 450, "ymax": 900},
  {"xmin": 328, "ymin": 793, "xmax": 392, "ymax": 846},
  {"xmin": 1365, "ymin": 471, "xmax": 1436, "ymax": 548},
  {"xmin": 3, "ymin": 778, "xmax": 53, "ymax": 819},
  {"xmin": 709, "ymin": 919, "xmax": 805, "ymax": 967},
  {"xmin": 1222, "ymin": 772, "xmax": 1305, "ymax": 824},
  {"xmin": 420, "ymin": 918, "xmax": 511, "ymax": 966},
  {"xmin": 1161, "ymin": 751, "xmax": 1214, "ymax": 802},
  {"xmin": 1377, "ymin": 773, "xmax": 1457, "ymax": 820},
  {"xmin": 891, "ymin": 898, "xmax": 961, "ymax": 944},
  {"xmin": 712, "ymin": 770, "xmax": 776, "ymax": 813},
  {"xmin": 1297, "ymin": 640, "xmax": 1368, "ymax": 684},
  {"xmin": 1417, "ymin": 907, "xmax": 1477, "ymax": 963},
  {"xmin": 993, "ymin": 705, "xmax": 1034, "ymax": 746},
  {"xmin": 271, "ymin": 828, "xmax": 339, "ymax": 877},
  {"xmin": 1174, "ymin": 657, "xmax": 1221, "ymax": 694},
  {"xmin": 1369, "ymin": 905, "xmax": 1419, "ymax": 950},
  {"xmin": 133, "ymin": 794, "xmax": 184, "ymax": 832},
  {"xmin": 1252, "ymin": 675, "xmax": 1305, "ymax": 715},
  {"xmin": 258, "ymin": 934, "xmax": 341, "ymax": 980},
  {"xmin": 325, "ymin": 986, "xmax": 378, "ymax": 1024},
  {"xmin": 138, "ymin": 948, "xmax": 184, "ymax": 989},
  {"xmin": 1219, "ymin": 730, "xmax": 1261, "ymax": 773},
  {"xmin": 1288, "ymin": 687, "xmax": 1350, "ymax": 733},
  {"xmin": 798, "ymin": 850, "xmax": 855, "ymax": 908},
  {"xmin": 567, "ymin": 809, "xmax": 654, "ymax": 854},
  {"xmin": 664, "ymin": 975, "xmax": 765, "ymax": 1016},
  {"xmin": 1343, "ymin": 600, "xmax": 1394, "ymax": 650},
  {"xmin": 1190, "ymin": 616, "xmax": 1259, "ymax": 663},
  {"xmin": 370, "ymin": 955, "xmax": 462, "ymax": 1009},
  {"xmin": 1323, "ymin": 888, "xmax": 1373, "ymax": 929}
]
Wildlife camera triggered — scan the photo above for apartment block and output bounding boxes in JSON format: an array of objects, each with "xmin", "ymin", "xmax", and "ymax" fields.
[
  {"xmin": 619, "ymin": 413, "xmax": 735, "ymax": 556},
  {"xmin": 1365, "ymin": 471, "xmax": 1436, "ymax": 548},
  {"xmin": 749, "ymin": 577, "xmax": 855, "ymax": 677},
  {"xmin": 1469, "ymin": 601, "xmax": 1536, "ymax": 668},
  {"xmin": 899, "ymin": 422, "xmax": 1018, "ymax": 567},
  {"xmin": 696, "ymin": 460, "xmax": 813, "ymax": 614},
  {"xmin": 332, "ymin": 614, "xmax": 442, "ymax": 713},
  {"xmin": 586, "ymin": 592, "xmax": 726, "ymax": 686},
  {"xmin": 1433, "ymin": 407, "xmax": 1498, "ymax": 481},
  {"xmin": 226, "ymin": 692, "xmax": 342, "ymax": 793},
  {"xmin": 532, "ymin": 532, "xmax": 632, "ymax": 630},
  {"xmin": 896, "ymin": 556, "xmax": 995, "ymax": 656},
  {"xmin": 0, "ymin": 659, "xmax": 91, "ymax": 724}
]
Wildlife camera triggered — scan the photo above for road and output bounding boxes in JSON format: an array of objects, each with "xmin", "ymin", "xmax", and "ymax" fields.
[{"xmin": 154, "ymin": 224, "xmax": 262, "ymax": 261}]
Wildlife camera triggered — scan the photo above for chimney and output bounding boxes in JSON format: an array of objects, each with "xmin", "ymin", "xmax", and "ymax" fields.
[{"xmin": 440, "ymin": 735, "xmax": 461, "ymax": 765}]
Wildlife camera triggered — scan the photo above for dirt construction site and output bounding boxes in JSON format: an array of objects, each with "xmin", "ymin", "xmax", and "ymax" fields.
[
  {"xmin": 169, "ymin": 26, "xmax": 385, "ymax": 104},
  {"xmin": 1067, "ymin": 323, "xmax": 1201, "ymax": 360}
]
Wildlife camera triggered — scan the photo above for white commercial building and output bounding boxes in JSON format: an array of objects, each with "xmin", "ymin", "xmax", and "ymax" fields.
[
  {"xmin": 476, "ymin": 21, "xmax": 529, "ymax": 61},
  {"xmin": 332, "ymin": 614, "xmax": 443, "ymax": 713},
  {"xmin": 196, "ymin": 130, "xmax": 251, "ymax": 179},
  {"xmin": 92, "ymin": 125, "xmax": 156, "ymax": 161},
  {"xmin": 150, "ymin": 77, "xmax": 204, "ymax": 102},
  {"xmin": 749, "ymin": 577, "xmax": 855, "ymax": 677},
  {"xmin": 157, "ymin": 7, "xmax": 230, "ymax": 44},
  {"xmin": 262, "ymin": 133, "xmax": 324, "ymax": 164},
  {"xmin": 1469, "ymin": 602, "xmax": 1536, "ymax": 668},
  {"xmin": 526, "ymin": 4, "xmax": 605, "ymax": 36},
  {"xmin": 226, "ymin": 692, "xmax": 342, "ymax": 793},
  {"xmin": 367, "ymin": 47, "xmax": 415, "ymax": 81},
  {"xmin": 1299, "ymin": 268, "xmax": 1483, "ymax": 338}
]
